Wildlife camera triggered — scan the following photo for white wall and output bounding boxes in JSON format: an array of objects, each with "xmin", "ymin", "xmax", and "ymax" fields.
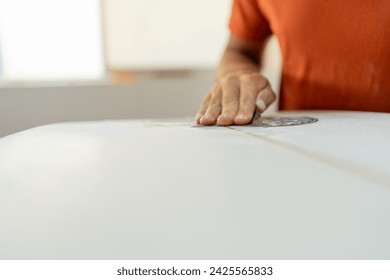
[{"xmin": 103, "ymin": 0, "xmax": 232, "ymax": 70}]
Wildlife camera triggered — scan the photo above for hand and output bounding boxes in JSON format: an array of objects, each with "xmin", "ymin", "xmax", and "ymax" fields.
[{"xmin": 195, "ymin": 72, "xmax": 276, "ymax": 126}]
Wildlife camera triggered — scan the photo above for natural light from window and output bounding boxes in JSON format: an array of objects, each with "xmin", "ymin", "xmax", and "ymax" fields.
[{"xmin": 0, "ymin": 0, "xmax": 104, "ymax": 81}]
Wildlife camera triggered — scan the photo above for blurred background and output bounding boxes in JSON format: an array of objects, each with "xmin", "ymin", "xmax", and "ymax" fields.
[{"xmin": 0, "ymin": 0, "xmax": 281, "ymax": 137}]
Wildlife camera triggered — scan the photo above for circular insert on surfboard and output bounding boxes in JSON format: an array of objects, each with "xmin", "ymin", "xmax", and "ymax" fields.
[{"xmin": 250, "ymin": 116, "xmax": 318, "ymax": 127}]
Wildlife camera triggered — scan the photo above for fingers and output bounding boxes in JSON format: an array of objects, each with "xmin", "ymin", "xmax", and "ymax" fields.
[
  {"xmin": 196, "ymin": 74, "xmax": 276, "ymax": 126},
  {"xmin": 256, "ymin": 83, "xmax": 276, "ymax": 113},
  {"xmin": 217, "ymin": 77, "xmax": 239, "ymax": 126},
  {"xmin": 195, "ymin": 93, "xmax": 210, "ymax": 124},
  {"xmin": 199, "ymin": 85, "xmax": 222, "ymax": 125},
  {"xmin": 234, "ymin": 74, "xmax": 266, "ymax": 125}
]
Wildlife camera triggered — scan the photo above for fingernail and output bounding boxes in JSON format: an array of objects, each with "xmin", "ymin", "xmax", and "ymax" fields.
[
  {"xmin": 236, "ymin": 113, "xmax": 245, "ymax": 119},
  {"xmin": 201, "ymin": 115, "xmax": 212, "ymax": 123},
  {"xmin": 256, "ymin": 98, "xmax": 267, "ymax": 112},
  {"xmin": 217, "ymin": 114, "xmax": 225, "ymax": 123},
  {"xmin": 220, "ymin": 113, "xmax": 233, "ymax": 119}
]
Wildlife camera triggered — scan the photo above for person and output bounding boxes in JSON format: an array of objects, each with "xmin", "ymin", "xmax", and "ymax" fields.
[{"xmin": 196, "ymin": 0, "xmax": 390, "ymax": 126}]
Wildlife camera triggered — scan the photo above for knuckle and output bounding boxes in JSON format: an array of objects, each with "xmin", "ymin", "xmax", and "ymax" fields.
[
  {"xmin": 259, "ymin": 77, "xmax": 269, "ymax": 88},
  {"xmin": 221, "ymin": 75, "xmax": 238, "ymax": 86},
  {"xmin": 239, "ymin": 73, "xmax": 257, "ymax": 83},
  {"xmin": 259, "ymin": 87, "xmax": 277, "ymax": 105},
  {"xmin": 241, "ymin": 97, "xmax": 254, "ymax": 106},
  {"xmin": 209, "ymin": 89, "xmax": 221, "ymax": 99},
  {"xmin": 223, "ymin": 90, "xmax": 239, "ymax": 100},
  {"xmin": 209, "ymin": 98, "xmax": 221, "ymax": 106},
  {"xmin": 203, "ymin": 92, "xmax": 211, "ymax": 102},
  {"xmin": 205, "ymin": 84, "xmax": 220, "ymax": 98},
  {"xmin": 221, "ymin": 110, "xmax": 236, "ymax": 116},
  {"xmin": 264, "ymin": 86, "xmax": 276, "ymax": 97},
  {"xmin": 269, "ymin": 92, "xmax": 277, "ymax": 102},
  {"xmin": 200, "ymin": 100, "xmax": 209, "ymax": 110}
]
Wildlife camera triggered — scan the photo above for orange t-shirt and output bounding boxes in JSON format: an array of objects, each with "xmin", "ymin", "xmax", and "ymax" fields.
[{"xmin": 229, "ymin": 0, "xmax": 390, "ymax": 112}]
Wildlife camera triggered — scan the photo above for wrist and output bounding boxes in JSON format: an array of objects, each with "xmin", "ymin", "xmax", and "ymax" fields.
[{"xmin": 217, "ymin": 67, "xmax": 259, "ymax": 82}]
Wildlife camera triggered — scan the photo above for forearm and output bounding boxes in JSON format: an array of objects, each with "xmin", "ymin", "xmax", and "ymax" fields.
[{"xmin": 216, "ymin": 48, "xmax": 261, "ymax": 81}]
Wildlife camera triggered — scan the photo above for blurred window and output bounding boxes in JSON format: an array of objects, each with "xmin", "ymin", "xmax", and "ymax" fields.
[
  {"xmin": 103, "ymin": 0, "xmax": 231, "ymax": 70},
  {"xmin": 0, "ymin": 0, "xmax": 233, "ymax": 82},
  {"xmin": 0, "ymin": 0, "xmax": 104, "ymax": 81}
]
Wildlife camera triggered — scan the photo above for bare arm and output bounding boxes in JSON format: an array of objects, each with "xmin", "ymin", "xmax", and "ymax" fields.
[{"xmin": 196, "ymin": 34, "xmax": 276, "ymax": 126}]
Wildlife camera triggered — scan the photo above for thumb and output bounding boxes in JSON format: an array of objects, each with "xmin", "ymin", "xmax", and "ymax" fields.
[{"xmin": 256, "ymin": 86, "xmax": 277, "ymax": 112}]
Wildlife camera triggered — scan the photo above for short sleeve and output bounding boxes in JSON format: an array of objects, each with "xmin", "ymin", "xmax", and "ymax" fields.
[{"xmin": 228, "ymin": 0, "xmax": 272, "ymax": 42}]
